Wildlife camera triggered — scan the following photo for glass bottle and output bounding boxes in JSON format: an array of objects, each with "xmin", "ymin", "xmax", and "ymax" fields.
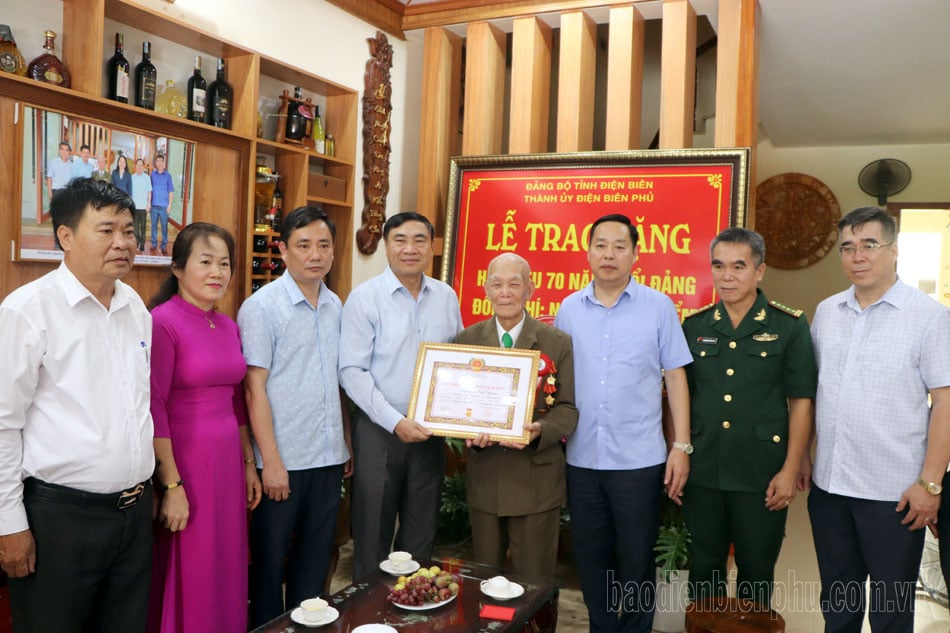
[
  {"xmin": 0, "ymin": 25, "xmax": 28, "ymax": 76},
  {"xmin": 106, "ymin": 33, "xmax": 129, "ymax": 102},
  {"xmin": 271, "ymin": 181, "xmax": 283, "ymax": 231},
  {"xmin": 206, "ymin": 58, "xmax": 232, "ymax": 129},
  {"xmin": 134, "ymin": 41, "xmax": 156, "ymax": 110},
  {"xmin": 187, "ymin": 56, "xmax": 206, "ymax": 122},
  {"xmin": 325, "ymin": 134, "xmax": 335, "ymax": 158},
  {"xmin": 312, "ymin": 105, "xmax": 325, "ymax": 154},
  {"xmin": 285, "ymin": 86, "xmax": 306, "ymax": 141},
  {"xmin": 156, "ymin": 80, "xmax": 186, "ymax": 118},
  {"xmin": 27, "ymin": 30, "xmax": 70, "ymax": 88}
]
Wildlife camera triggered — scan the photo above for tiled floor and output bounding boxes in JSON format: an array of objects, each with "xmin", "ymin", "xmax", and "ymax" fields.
[{"xmin": 330, "ymin": 495, "xmax": 950, "ymax": 632}]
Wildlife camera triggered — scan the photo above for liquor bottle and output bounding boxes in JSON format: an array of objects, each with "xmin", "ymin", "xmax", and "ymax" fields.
[
  {"xmin": 267, "ymin": 240, "xmax": 281, "ymax": 255},
  {"xmin": 156, "ymin": 80, "xmax": 186, "ymax": 118},
  {"xmin": 187, "ymin": 56, "xmax": 206, "ymax": 122},
  {"xmin": 251, "ymin": 279, "xmax": 265, "ymax": 293},
  {"xmin": 0, "ymin": 25, "xmax": 28, "ymax": 76},
  {"xmin": 251, "ymin": 257, "xmax": 268, "ymax": 273},
  {"xmin": 253, "ymin": 235, "xmax": 268, "ymax": 253},
  {"xmin": 285, "ymin": 86, "xmax": 306, "ymax": 140},
  {"xmin": 206, "ymin": 58, "xmax": 232, "ymax": 129},
  {"xmin": 134, "ymin": 41, "xmax": 156, "ymax": 110},
  {"xmin": 259, "ymin": 260, "xmax": 278, "ymax": 272},
  {"xmin": 27, "ymin": 30, "xmax": 70, "ymax": 88},
  {"xmin": 106, "ymin": 33, "xmax": 129, "ymax": 102},
  {"xmin": 271, "ymin": 180, "xmax": 283, "ymax": 231},
  {"xmin": 312, "ymin": 105, "xmax": 325, "ymax": 154},
  {"xmin": 325, "ymin": 134, "xmax": 335, "ymax": 158}
]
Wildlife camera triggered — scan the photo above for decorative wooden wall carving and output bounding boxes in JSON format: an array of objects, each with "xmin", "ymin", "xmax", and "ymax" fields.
[{"xmin": 356, "ymin": 30, "xmax": 393, "ymax": 255}]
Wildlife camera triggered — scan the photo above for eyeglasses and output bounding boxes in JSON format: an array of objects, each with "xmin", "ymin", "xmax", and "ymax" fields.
[{"xmin": 838, "ymin": 242, "xmax": 893, "ymax": 256}]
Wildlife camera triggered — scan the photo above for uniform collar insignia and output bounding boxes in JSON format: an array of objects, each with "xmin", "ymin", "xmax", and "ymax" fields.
[
  {"xmin": 713, "ymin": 308, "xmax": 722, "ymax": 321},
  {"xmin": 753, "ymin": 308, "xmax": 766, "ymax": 322}
]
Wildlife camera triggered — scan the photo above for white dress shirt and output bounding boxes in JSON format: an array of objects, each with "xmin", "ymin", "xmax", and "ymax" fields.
[
  {"xmin": 0, "ymin": 264, "xmax": 155, "ymax": 535},
  {"xmin": 811, "ymin": 279, "xmax": 950, "ymax": 501}
]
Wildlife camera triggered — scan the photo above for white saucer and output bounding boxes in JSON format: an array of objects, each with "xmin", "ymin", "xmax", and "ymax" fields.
[
  {"xmin": 379, "ymin": 558, "xmax": 421, "ymax": 576},
  {"xmin": 290, "ymin": 606, "xmax": 339, "ymax": 627},
  {"xmin": 480, "ymin": 580, "xmax": 525, "ymax": 600},
  {"xmin": 353, "ymin": 625, "xmax": 397, "ymax": 633}
]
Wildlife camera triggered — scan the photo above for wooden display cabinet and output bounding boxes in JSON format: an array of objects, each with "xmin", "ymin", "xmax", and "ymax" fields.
[{"xmin": 0, "ymin": 0, "xmax": 357, "ymax": 312}]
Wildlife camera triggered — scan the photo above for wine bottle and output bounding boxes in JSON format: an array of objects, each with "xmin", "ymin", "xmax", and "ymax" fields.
[
  {"xmin": 251, "ymin": 279, "xmax": 264, "ymax": 293},
  {"xmin": 271, "ymin": 180, "xmax": 283, "ymax": 231},
  {"xmin": 312, "ymin": 105, "xmax": 325, "ymax": 154},
  {"xmin": 106, "ymin": 33, "xmax": 129, "ymax": 102},
  {"xmin": 206, "ymin": 58, "xmax": 232, "ymax": 129},
  {"xmin": 253, "ymin": 235, "xmax": 268, "ymax": 253},
  {"xmin": 284, "ymin": 86, "xmax": 305, "ymax": 140},
  {"xmin": 187, "ymin": 56, "xmax": 206, "ymax": 122},
  {"xmin": 134, "ymin": 41, "xmax": 156, "ymax": 110}
]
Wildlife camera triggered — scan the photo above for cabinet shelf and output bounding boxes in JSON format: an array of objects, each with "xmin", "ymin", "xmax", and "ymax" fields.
[{"xmin": 1, "ymin": 0, "xmax": 358, "ymax": 310}]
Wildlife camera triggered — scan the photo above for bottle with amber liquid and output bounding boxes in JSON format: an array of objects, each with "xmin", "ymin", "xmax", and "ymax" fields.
[
  {"xmin": 134, "ymin": 41, "xmax": 156, "ymax": 110},
  {"xmin": 206, "ymin": 58, "xmax": 232, "ymax": 129},
  {"xmin": 0, "ymin": 25, "xmax": 27, "ymax": 76},
  {"xmin": 106, "ymin": 33, "xmax": 130, "ymax": 102},
  {"xmin": 271, "ymin": 180, "xmax": 283, "ymax": 231},
  {"xmin": 27, "ymin": 30, "xmax": 70, "ymax": 88}
]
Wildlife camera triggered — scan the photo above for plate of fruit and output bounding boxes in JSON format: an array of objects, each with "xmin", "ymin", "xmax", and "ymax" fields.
[{"xmin": 386, "ymin": 565, "xmax": 461, "ymax": 611}]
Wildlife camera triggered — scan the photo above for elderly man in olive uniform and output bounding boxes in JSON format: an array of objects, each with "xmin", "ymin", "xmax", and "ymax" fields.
[
  {"xmin": 681, "ymin": 228, "xmax": 816, "ymax": 607},
  {"xmin": 458, "ymin": 253, "xmax": 578, "ymax": 577}
]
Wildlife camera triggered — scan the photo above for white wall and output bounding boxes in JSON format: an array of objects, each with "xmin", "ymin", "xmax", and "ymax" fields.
[{"xmin": 757, "ymin": 138, "xmax": 950, "ymax": 318}]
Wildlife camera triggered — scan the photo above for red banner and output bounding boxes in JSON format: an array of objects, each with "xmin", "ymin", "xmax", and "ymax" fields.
[{"xmin": 441, "ymin": 150, "xmax": 750, "ymax": 327}]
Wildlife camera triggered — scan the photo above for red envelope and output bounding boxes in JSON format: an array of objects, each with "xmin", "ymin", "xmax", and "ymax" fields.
[{"xmin": 480, "ymin": 605, "xmax": 515, "ymax": 621}]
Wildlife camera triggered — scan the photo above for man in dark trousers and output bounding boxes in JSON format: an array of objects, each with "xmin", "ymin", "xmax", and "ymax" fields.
[{"xmin": 681, "ymin": 227, "xmax": 816, "ymax": 607}]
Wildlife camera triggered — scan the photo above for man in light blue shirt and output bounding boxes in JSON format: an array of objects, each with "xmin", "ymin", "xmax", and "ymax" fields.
[
  {"xmin": 70, "ymin": 144, "xmax": 95, "ymax": 179},
  {"xmin": 808, "ymin": 206, "xmax": 950, "ymax": 633},
  {"xmin": 555, "ymin": 214, "xmax": 692, "ymax": 633},
  {"xmin": 46, "ymin": 142, "xmax": 73, "ymax": 200},
  {"xmin": 149, "ymin": 154, "xmax": 174, "ymax": 255},
  {"xmin": 339, "ymin": 211, "xmax": 462, "ymax": 580},
  {"xmin": 238, "ymin": 206, "xmax": 352, "ymax": 627}
]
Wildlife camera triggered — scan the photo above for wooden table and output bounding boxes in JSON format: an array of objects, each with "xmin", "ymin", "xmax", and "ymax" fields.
[{"xmin": 250, "ymin": 558, "xmax": 559, "ymax": 633}]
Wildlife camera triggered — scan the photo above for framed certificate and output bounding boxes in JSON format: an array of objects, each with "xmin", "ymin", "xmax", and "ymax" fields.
[{"xmin": 407, "ymin": 343, "xmax": 541, "ymax": 444}]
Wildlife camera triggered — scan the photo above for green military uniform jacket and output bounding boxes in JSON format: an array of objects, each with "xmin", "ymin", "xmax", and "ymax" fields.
[
  {"xmin": 682, "ymin": 290, "xmax": 817, "ymax": 492},
  {"xmin": 456, "ymin": 315, "xmax": 578, "ymax": 517}
]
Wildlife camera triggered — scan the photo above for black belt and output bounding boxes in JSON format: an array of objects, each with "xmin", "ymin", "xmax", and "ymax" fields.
[{"xmin": 24, "ymin": 478, "xmax": 150, "ymax": 510}]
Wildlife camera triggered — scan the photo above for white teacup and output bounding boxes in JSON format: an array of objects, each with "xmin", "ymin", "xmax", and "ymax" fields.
[
  {"xmin": 299, "ymin": 598, "xmax": 329, "ymax": 623},
  {"xmin": 486, "ymin": 575, "xmax": 510, "ymax": 594},
  {"xmin": 388, "ymin": 551, "xmax": 413, "ymax": 571}
]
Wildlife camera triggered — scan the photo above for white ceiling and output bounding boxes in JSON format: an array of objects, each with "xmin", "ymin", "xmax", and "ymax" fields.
[{"xmin": 395, "ymin": 0, "xmax": 950, "ymax": 148}]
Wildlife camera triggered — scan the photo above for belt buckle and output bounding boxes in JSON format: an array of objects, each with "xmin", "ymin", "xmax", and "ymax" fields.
[{"xmin": 116, "ymin": 483, "xmax": 145, "ymax": 510}]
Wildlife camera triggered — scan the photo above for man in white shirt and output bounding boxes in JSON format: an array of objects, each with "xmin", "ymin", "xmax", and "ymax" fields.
[
  {"xmin": 0, "ymin": 178, "xmax": 155, "ymax": 631},
  {"xmin": 71, "ymin": 143, "xmax": 96, "ymax": 179},
  {"xmin": 45, "ymin": 141, "xmax": 73, "ymax": 200},
  {"xmin": 809, "ymin": 206, "xmax": 950, "ymax": 633}
]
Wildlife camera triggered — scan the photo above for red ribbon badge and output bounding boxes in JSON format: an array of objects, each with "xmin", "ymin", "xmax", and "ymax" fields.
[{"xmin": 537, "ymin": 352, "xmax": 557, "ymax": 411}]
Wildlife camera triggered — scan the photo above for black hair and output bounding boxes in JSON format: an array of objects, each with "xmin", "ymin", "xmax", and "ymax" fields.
[
  {"xmin": 589, "ymin": 213, "xmax": 639, "ymax": 248},
  {"xmin": 51, "ymin": 178, "xmax": 134, "ymax": 249},
  {"xmin": 710, "ymin": 227, "xmax": 767, "ymax": 267},
  {"xmin": 280, "ymin": 206, "xmax": 336, "ymax": 244},
  {"xmin": 838, "ymin": 206, "xmax": 897, "ymax": 243},
  {"xmin": 383, "ymin": 212, "xmax": 435, "ymax": 241},
  {"xmin": 79, "ymin": 144, "xmax": 91, "ymax": 152},
  {"xmin": 148, "ymin": 222, "xmax": 236, "ymax": 309}
]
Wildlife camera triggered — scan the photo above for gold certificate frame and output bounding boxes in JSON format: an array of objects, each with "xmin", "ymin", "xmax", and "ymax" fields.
[{"xmin": 407, "ymin": 343, "xmax": 541, "ymax": 444}]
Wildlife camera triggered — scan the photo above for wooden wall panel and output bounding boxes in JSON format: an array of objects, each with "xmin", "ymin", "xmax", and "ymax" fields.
[
  {"xmin": 509, "ymin": 17, "xmax": 553, "ymax": 154},
  {"xmin": 605, "ymin": 5, "xmax": 645, "ymax": 150},
  {"xmin": 461, "ymin": 21, "xmax": 507, "ymax": 156},
  {"xmin": 659, "ymin": 0, "xmax": 697, "ymax": 149},
  {"xmin": 716, "ymin": 0, "xmax": 759, "ymax": 220},
  {"xmin": 416, "ymin": 27, "xmax": 462, "ymax": 233},
  {"xmin": 556, "ymin": 10, "xmax": 597, "ymax": 152},
  {"xmin": 63, "ymin": 0, "xmax": 106, "ymax": 96}
]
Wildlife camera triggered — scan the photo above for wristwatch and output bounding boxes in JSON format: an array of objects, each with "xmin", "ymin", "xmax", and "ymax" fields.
[
  {"xmin": 672, "ymin": 442, "xmax": 694, "ymax": 455},
  {"xmin": 917, "ymin": 479, "xmax": 943, "ymax": 495}
]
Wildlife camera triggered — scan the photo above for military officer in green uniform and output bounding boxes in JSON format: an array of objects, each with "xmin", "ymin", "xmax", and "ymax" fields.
[{"xmin": 681, "ymin": 227, "xmax": 817, "ymax": 607}]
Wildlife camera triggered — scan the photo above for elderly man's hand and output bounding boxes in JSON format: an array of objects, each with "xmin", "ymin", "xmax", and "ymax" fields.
[
  {"xmin": 499, "ymin": 422, "xmax": 542, "ymax": 450},
  {"xmin": 0, "ymin": 529, "xmax": 36, "ymax": 578},
  {"xmin": 897, "ymin": 483, "xmax": 940, "ymax": 531}
]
